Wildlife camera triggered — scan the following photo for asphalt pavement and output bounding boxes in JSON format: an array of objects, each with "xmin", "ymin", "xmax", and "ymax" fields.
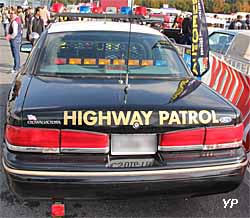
[{"xmin": 0, "ymin": 27, "xmax": 249, "ymax": 218}]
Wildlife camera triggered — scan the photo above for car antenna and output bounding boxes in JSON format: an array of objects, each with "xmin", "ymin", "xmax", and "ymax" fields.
[{"xmin": 124, "ymin": 0, "xmax": 133, "ymax": 104}]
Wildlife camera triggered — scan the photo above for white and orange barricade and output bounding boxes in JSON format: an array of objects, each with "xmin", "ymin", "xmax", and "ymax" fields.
[{"xmin": 202, "ymin": 54, "xmax": 250, "ymax": 151}]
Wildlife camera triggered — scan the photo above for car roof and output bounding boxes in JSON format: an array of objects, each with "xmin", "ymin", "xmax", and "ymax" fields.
[
  {"xmin": 48, "ymin": 21, "xmax": 163, "ymax": 36},
  {"xmin": 209, "ymin": 29, "xmax": 250, "ymax": 62},
  {"xmin": 210, "ymin": 29, "xmax": 250, "ymax": 37}
]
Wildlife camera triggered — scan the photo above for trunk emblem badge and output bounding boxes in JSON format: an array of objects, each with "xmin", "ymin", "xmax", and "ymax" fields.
[
  {"xmin": 27, "ymin": 115, "xmax": 37, "ymax": 121},
  {"xmin": 219, "ymin": 117, "xmax": 232, "ymax": 124}
]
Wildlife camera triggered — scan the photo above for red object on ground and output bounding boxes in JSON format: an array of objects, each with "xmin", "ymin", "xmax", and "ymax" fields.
[
  {"xmin": 51, "ymin": 3, "xmax": 65, "ymax": 13},
  {"xmin": 52, "ymin": 203, "xmax": 65, "ymax": 217}
]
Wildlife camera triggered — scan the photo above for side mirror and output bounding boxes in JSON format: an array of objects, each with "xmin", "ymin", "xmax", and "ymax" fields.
[{"xmin": 20, "ymin": 43, "xmax": 33, "ymax": 53}]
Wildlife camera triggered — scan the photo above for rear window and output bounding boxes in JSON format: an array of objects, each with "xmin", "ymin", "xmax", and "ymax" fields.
[{"xmin": 38, "ymin": 31, "xmax": 188, "ymax": 77}]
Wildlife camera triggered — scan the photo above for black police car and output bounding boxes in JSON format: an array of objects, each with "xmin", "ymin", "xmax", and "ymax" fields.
[{"xmin": 2, "ymin": 21, "xmax": 247, "ymax": 199}]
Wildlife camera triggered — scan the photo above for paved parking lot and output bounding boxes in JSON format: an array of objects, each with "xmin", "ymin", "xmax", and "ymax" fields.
[{"xmin": 0, "ymin": 27, "xmax": 249, "ymax": 218}]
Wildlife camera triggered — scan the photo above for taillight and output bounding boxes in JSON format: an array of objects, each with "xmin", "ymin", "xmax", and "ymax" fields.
[
  {"xmin": 159, "ymin": 124, "xmax": 244, "ymax": 151},
  {"xmin": 5, "ymin": 125, "xmax": 60, "ymax": 153},
  {"xmin": 5, "ymin": 125, "xmax": 109, "ymax": 154},
  {"xmin": 61, "ymin": 130, "xmax": 109, "ymax": 153},
  {"xmin": 159, "ymin": 128, "xmax": 205, "ymax": 151},
  {"xmin": 204, "ymin": 124, "xmax": 243, "ymax": 150}
]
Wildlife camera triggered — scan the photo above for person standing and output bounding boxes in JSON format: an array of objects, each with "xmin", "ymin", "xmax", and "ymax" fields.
[
  {"xmin": 28, "ymin": 7, "xmax": 45, "ymax": 42},
  {"xmin": 40, "ymin": 5, "xmax": 50, "ymax": 28},
  {"xmin": 17, "ymin": 6, "xmax": 25, "ymax": 29},
  {"xmin": 2, "ymin": 8, "xmax": 10, "ymax": 36},
  {"xmin": 5, "ymin": 9, "xmax": 22, "ymax": 73},
  {"xmin": 182, "ymin": 15, "xmax": 192, "ymax": 45},
  {"xmin": 229, "ymin": 15, "xmax": 246, "ymax": 30},
  {"xmin": 25, "ymin": 7, "xmax": 33, "ymax": 41},
  {"xmin": 245, "ymin": 14, "xmax": 250, "ymax": 30}
]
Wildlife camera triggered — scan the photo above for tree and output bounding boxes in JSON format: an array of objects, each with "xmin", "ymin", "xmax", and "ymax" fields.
[
  {"xmin": 224, "ymin": 3, "xmax": 232, "ymax": 13},
  {"xmin": 213, "ymin": 0, "xmax": 225, "ymax": 13},
  {"xmin": 204, "ymin": 0, "xmax": 215, "ymax": 13}
]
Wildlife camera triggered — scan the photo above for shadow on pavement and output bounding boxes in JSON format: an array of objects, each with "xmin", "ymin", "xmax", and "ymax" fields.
[{"xmin": 0, "ymin": 63, "xmax": 12, "ymax": 69}]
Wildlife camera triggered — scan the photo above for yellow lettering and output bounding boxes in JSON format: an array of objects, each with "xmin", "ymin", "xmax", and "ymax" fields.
[
  {"xmin": 192, "ymin": 28, "xmax": 199, "ymax": 43},
  {"xmin": 169, "ymin": 111, "xmax": 181, "ymax": 125},
  {"xmin": 192, "ymin": 44, "xmax": 198, "ymax": 53},
  {"xmin": 199, "ymin": 110, "xmax": 212, "ymax": 124},
  {"xmin": 78, "ymin": 111, "xmax": 82, "ymax": 125},
  {"xmin": 83, "ymin": 111, "xmax": 97, "ymax": 126},
  {"xmin": 141, "ymin": 111, "xmax": 153, "ymax": 125},
  {"xmin": 98, "ymin": 111, "xmax": 111, "ymax": 125},
  {"xmin": 188, "ymin": 111, "xmax": 199, "ymax": 124},
  {"xmin": 193, "ymin": 1, "xmax": 198, "ymax": 14},
  {"xmin": 192, "ymin": 15, "xmax": 198, "ymax": 28},
  {"xmin": 64, "ymin": 111, "xmax": 76, "ymax": 125},
  {"xmin": 112, "ymin": 111, "xmax": 131, "ymax": 125},
  {"xmin": 211, "ymin": 110, "xmax": 220, "ymax": 123},
  {"xmin": 159, "ymin": 111, "xmax": 170, "ymax": 125},
  {"xmin": 179, "ymin": 110, "xmax": 188, "ymax": 124},
  {"xmin": 192, "ymin": 62, "xmax": 199, "ymax": 76},
  {"xmin": 130, "ymin": 111, "xmax": 143, "ymax": 125}
]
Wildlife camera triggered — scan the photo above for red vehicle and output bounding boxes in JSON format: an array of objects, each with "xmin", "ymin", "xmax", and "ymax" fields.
[
  {"xmin": 92, "ymin": 6, "xmax": 104, "ymax": 14},
  {"xmin": 150, "ymin": 13, "xmax": 171, "ymax": 29},
  {"xmin": 135, "ymin": 6, "xmax": 147, "ymax": 16},
  {"xmin": 51, "ymin": 2, "xmax": 65, "ymax": 13},
  {"xmin": 100, "ymin": 0, "xmax": 129, "ymax": 11}
]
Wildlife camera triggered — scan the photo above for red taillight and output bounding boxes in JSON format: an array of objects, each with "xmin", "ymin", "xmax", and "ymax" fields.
[
  {"xmin": 61, "ymin": 130, "xmax": 109, "ymax": 153},
  {"xmin": 159, "ymin": 128, "xmax": 205, "ymax": 151},
  {"xmin": 5, "ymin": 125, "xmax": 109, "ymax": 153},
  {"xmin": 5, "ymin": 125, "xmax": 60, "ymax": 152},
  {"xmin": 159, "ymin": 124, "xmax": 243, "ymax": 151},
  {"xmin": 204, "ymin": 124, "xmax": 243, "ymax": 150},
  {"xmin": 205, "ymin": 124, "xmax": 243, "ymax": 144},
  {"xmin": 160, "ymin": 128, "xmax": 205, "ymax": 146}
]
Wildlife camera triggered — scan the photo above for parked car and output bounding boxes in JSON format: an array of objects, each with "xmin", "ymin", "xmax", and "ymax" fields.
[
  {"xmin": 209, "ymin": 30, "xmax": 250, "ymax": 75},
  {"xmin": 3, "ymin": 20, "xmax": 247, "ymax": 200}
]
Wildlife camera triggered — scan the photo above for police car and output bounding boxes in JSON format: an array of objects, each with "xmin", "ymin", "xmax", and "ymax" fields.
[{"xmin": 3, "ymin": 20, "xmax": 247, "ymax": 199}]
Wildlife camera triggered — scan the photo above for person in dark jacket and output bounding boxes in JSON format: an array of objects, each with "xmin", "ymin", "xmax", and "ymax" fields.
[
  {"xmin": 245, "ymin": 14, "xmax": 250, "ymax": 30},
  {"xmin": 5, "ymin": 9, "xmax": 22, "ymax": 73},
  {"xmin": 25, "ymin": 7, "xmax": 33, "ymax": 41},
  {"xmin": 28, "ymin": 7, "xmax": 44, "ymax": 41},
  {"xmin": 229, "ymin": 15, "xmax": 246, "ymax": 30},
  {"xmin": 182, "ymin": 16, "xmax": 192, "ymax": 45}
]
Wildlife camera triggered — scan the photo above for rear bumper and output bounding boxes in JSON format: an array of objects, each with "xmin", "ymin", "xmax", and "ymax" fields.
[{"xmin": 3, "ymin": 157, "xmax": 247, "ymax": 200}]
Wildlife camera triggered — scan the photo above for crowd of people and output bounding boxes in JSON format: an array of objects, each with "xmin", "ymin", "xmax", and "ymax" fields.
[
  {"xmin": 0, "ymin": 4, "xmax": 249, "ymax": 72},
  {"xmin": 0, "ymin": 6, "xmax": 50, "ymax": 73},
  {"xmin": 168, "ymin": 13, "xmax": 250, "ymax": 45},
  {"xmin": 228, "ymin": 14, "xmax": 250, "ymax": 30}
]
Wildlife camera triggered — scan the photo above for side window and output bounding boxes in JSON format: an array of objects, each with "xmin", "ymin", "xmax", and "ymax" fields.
[{"xmin": 209, "ymin": 33, "xmax": 234, "ymax": 55}]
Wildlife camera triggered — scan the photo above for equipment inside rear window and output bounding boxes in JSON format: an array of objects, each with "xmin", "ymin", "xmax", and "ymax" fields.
[{"xmin": 38, "ymin": 31, "xmax": 188, "ymax": 76}]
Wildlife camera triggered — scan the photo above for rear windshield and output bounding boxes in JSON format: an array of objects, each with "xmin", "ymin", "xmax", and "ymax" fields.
[{"xmin": 38, "ymin": 31, "xmax": 188, "ymax": 77}]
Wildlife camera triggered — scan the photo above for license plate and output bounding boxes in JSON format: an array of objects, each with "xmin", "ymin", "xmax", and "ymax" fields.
[
  {"xmin": 108, "ymin": 158, "xmax": 154, "ymax": 168},
  {"xmin": 111, "ymin": 134, "xmax": 157, "ymax": 155}
]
